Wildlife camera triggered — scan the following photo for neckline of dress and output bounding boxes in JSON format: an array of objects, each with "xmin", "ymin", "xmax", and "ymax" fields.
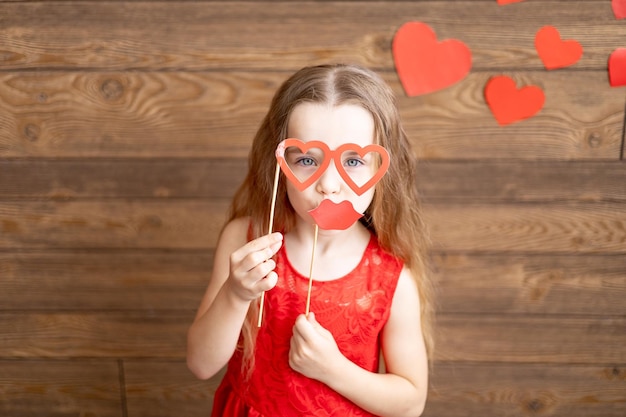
[{"xmin": 279, "ymin": 232, "xmax": 375, "ymax": 284}]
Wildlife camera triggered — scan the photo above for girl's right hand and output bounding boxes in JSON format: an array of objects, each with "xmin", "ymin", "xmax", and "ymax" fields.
[{"xmin": 225, "ymin": 232, "xmax": 283, "ymax": 302}]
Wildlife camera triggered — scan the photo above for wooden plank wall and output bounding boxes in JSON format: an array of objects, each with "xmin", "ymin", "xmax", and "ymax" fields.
[{"xmin": 1, "ymin": 1, "xmax": 625, "ymax": 416}]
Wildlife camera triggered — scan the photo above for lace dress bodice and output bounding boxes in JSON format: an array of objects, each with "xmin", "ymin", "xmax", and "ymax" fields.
[{"xmin": 211, "ymin": 233, "xmax": 403, "ymax": 417}]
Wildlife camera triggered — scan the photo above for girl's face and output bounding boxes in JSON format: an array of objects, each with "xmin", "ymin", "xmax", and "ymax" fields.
[{"xmin": 284, "ymin": 102, "xmax": 377, "ymax": 229}]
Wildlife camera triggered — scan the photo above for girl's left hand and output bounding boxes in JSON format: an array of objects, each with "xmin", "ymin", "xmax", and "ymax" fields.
[{"xmin": 289, "ymin": 312, "xmax": 343, "ymax": 382}]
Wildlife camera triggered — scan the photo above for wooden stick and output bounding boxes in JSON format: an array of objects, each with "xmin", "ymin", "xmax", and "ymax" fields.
[
  {"xmin": 258, "ymin": 161, "xmax": 281, "ymax": 327},
  {"xmin": 305, "ymin": 224, "xmax": 319, "ymax": 317}
]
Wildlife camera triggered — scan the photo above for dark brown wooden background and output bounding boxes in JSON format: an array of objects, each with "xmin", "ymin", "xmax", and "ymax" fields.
[{"xmin": 1, "ymin": 1, "xmax": 625, "ymax": 416}]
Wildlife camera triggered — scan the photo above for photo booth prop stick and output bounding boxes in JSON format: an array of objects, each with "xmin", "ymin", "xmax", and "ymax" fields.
[
  {"xmin": 304, "ymin": 224, "xmax": 319, "ymax": 317},
  {"xmin": 259, "ymin": 138, "xmax": 391, "ymax": 320},
  {"xmin": 257, "ymin": 161, "xmax": 281, "ymax": 327}
]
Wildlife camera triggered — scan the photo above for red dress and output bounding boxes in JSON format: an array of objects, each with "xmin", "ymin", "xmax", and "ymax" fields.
[{"xmin": 211, "ymin": 233, "xmax": 403, "ymax": 416}]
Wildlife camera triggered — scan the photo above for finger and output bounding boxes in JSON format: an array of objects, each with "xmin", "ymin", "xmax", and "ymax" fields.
[
  {"xmin": 288, "ymin": 337, "xmax": 299, "ymax": 370},
  {"xmin": 305, "ymin": 312, "xmax": 320, "ymax": 334},
  {"xmin": 241, "ymin": 258, "xmax": 277, "ymax": 288},
  {"xmin": 255, "ymin": 270, "xmax": 278, "ymax": 292},
  {"xmin": 304, "ymin": 312, "xmax": 333, "ymax": 340},
  {"xmin": 230, "ymin": 251, "xmax": 264, "ymax": 280},
  {"xmin": 230, "ymin": 232, "xmax": 280, "ymax": 263},
  {"xmin": 234, "ymin": 235, "xmax": 283, "ymax": 272},
  {"xmin": 294, "ymin": 314, "xmax": 316, "ymax": 341},
  {"xmin": 245, "ymin": 232, "xmax": 283, "ymax": 254},
  {"xmin": 307, "ymin": 312, "xmax": 323, "ymax": 330}
]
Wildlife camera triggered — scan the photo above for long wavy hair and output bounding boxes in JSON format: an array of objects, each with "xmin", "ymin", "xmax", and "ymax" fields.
[{"xmin": 227, "ymin": 63, "xmax": 434, "ymax": 374}]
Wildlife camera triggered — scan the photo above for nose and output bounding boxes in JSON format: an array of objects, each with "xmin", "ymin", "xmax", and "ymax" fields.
[{"xmin": 315, "ymin": 160, "xmax": 342, "ymax": 195}]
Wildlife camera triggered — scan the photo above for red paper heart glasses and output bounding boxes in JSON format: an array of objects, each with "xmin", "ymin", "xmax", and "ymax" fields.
[{"xmin": 275, "ymin": 138, "xmax": 390, "ymax": 195}]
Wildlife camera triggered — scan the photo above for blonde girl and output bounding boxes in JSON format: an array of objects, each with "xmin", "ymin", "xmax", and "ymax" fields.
[{"xmin": 187, "ymin": 63, "xmax": 434, "ymax": 417}]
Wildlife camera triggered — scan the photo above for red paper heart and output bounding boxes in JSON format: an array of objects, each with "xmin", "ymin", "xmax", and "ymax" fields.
[
  {"xmin": 613, "ymin": 0, "xmax": 626, "ymax": 19},
  {"xmin": 535, "ymin": 26, "xmax": 583, "ymax": 70},
  {"xmin": 484, "ymin": 76, "xmax": 545, "ymax": 125},
  {"xmin": 496, "ymin": 0, "xmax": 524, "ymax": 5},
  {"xmin": 608, "ymin": 48, "xmax": 626, "ymax": 87},
  {"xmin": 392, "ymin": 21, "xmax": 472, "ymax": 96}
]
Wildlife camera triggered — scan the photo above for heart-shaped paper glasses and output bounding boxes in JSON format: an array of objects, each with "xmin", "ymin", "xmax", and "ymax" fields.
[{"xmin": 276, "ymin": 138, "xmax": 390, "ymax": 196}]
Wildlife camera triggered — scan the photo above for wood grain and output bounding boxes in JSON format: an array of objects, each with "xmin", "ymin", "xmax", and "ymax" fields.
[
  {"xmin": 435, "ymin": 315, "xmax": 626, "ymax": 363},
  {"xmin": 0, "ymin": 200, "xmax": 229, "ymax": 250},
  {"xmin": 124, "ymin": 361, "xmax": 224, "ymax": 417},
  {"xmin": 0, "ymin": 359, "xmax": 122, "ymax": 417},
  {"xmin": 2, "ymin": 159, "xmax": 625, "ymax": 201},
  {"xmin": 424, "ymin": 202, "xmax": 626, "ymax": 253},
  {"xmin": 0, "ymin": 71, "xmax": 275, "ymax": 158},
  {"xmin": 432, "ymin": 253, "xmax": 626, "ymax": 315},
  {"xmin": 1, "ymin": 312, "xmax": 623, "ymax": 363},
  {"xmin": 2, "ymin": 251, "xmax": 624, "ymax": 316},
  {"xmin": 426, "ymin": 362, "xmax": 626, "ymax": 417},
  {"xmin": 0, "ymin": 312, "xmax": 192, "ymax": 358},
  {"xmin": 416, "ymin": 160, "xmax": 626, "ymax": 202},
  {"xmin": 0, "ymin": 252, "xmax": 212, "ymax": 311},
  {"xmin": 0, "ymin": 2, "xmax": 622, "ymax": 71},
  {"xmin": 0, "ymin": 159, "xmax": 246, "ymax": 199},
  {"xmin": 0, "ymin": 71, "xmax": 622, "ymax": 159},
  {"xmin": 0, "ymin": 1, "xmax": 624, "ymax": 416},
  {"xmin": 3, "ymin": 201, "xmax": 623, "ymax": 252}
]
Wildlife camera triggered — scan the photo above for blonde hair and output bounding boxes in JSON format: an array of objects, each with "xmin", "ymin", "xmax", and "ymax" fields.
[{"xmin": 228, "ymin": 63, "xmax": 434, "ymax": 374}]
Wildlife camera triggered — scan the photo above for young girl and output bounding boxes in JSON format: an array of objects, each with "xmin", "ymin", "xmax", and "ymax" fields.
[{"xmin": 187, "ymin": 63, "xmax": 434, "ymax": 417}]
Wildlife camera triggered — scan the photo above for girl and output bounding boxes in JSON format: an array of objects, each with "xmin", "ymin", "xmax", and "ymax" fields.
[{"xmin": 187, "ymin": 63, "xmax": 434, "ymax": 417}]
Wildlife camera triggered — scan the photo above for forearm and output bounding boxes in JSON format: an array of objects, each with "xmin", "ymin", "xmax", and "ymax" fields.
[
  {"xmin": 186, "ymin": 281, "xmax": 251, "ymax": 380},
  {"xmin": 322, "ymin": 357, "xmax": 427, "ymax": 417}
]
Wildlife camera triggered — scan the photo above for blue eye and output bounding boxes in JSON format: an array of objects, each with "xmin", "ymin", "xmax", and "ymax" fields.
[
  {"xmin": 344, "ymin": 158, "xmax": 364, "ymax": 167},
  {"xmin": 297, "ymin": 157, "xmax": 316, "ymax": 167}
]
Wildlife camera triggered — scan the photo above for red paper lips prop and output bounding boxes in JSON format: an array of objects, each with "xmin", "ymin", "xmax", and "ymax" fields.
[{"xmin": 308, "ymin": 200, "xmax": 363, "ymax": 231}]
